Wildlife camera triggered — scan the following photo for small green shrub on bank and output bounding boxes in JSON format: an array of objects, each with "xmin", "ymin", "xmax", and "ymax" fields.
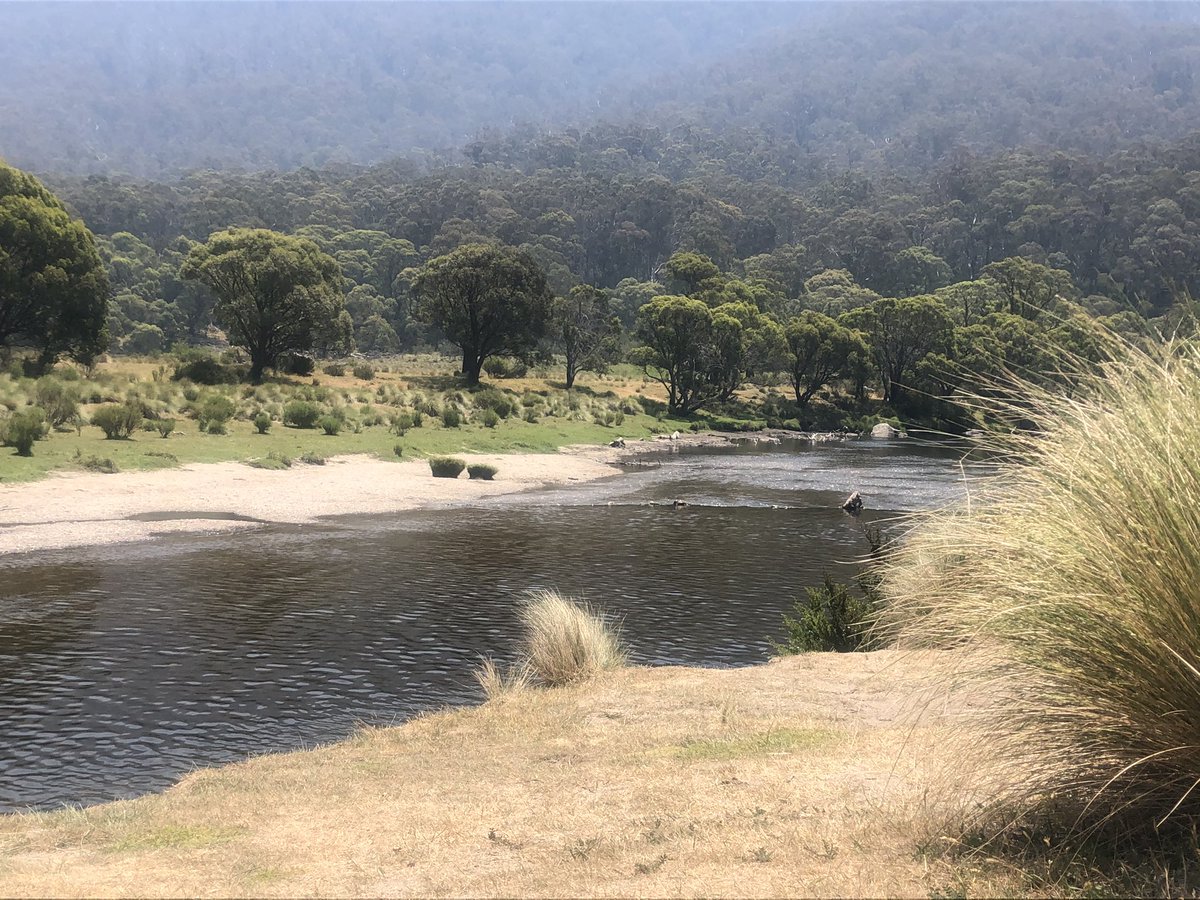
[
  {"xmin": 198, "ymin": 395, "xmax": 235, "ymax": 434},
  {"xmin": 775, "ymin": 575, "xmax": 872, "ymax": 653},
  {"xmin": 441, "ymin": 406, "xmax": 463, "ymax": 428},
  {"xmin": 2, "ymin": 408, "xmax": 47, "ymax": 456},
  {"xmin": 468, "ymin": 463, "xmax": 498, "ymax": 480},
  {"xmin": 283, "ymin": 400, "xmax": 322, "ymax": 428},
  {"xmin": 154, "ymin": 418, "xmax": 176, "ymax": 438},
  {"xmin": 246, "ymin": 451, "xmax": 292, "ymax": 470},
  {"xmin": 317, "ymin": 414, "xmax": 341, "ymax": 435},
  {"xmin": 429, "ymin": 456, "xmax": 466, "ymax": 478},
  {"xmin": 91, "ymin": 402, "xmax": 142, "ymax": 439},
  {"xmin": 352, "ymin": 363, "xmax": 375, "ymax": 380},
  {"xmin": 253, "ymin": 412, "xmax": 272, "ymax": 434}
]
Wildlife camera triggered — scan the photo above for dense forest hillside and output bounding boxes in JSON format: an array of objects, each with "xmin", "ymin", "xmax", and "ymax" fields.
[
  {"xmin": 4, "ymin": 3, "xmax": 1200, "ymax": 177},
  {"xmin": 0, "ymin": 1, "xmax": 811, "ymax": 176}
]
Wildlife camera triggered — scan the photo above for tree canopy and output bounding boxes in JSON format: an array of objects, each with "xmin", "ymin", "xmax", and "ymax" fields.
[
  {"xmin": 0, "ymin": 161, "xmax": 109, "ymax": 367},
  {"xmin": 180, "ymin": 228, "xmax": 347, "ymax": 381},
  {"xmin": 412, "ymin": 243, "xmax": 554, "ymax": 385}
]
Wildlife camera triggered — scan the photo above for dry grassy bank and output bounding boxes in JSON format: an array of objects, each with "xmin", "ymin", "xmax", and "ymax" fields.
[{"xmin": 0, "ymin": 651, "xmax": 1034, "ymax": 899}]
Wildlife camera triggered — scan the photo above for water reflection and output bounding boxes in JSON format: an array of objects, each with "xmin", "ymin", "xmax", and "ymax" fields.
[{"xmin": 0, "ymin": 440, "xmax": 976, "ymax": 811}]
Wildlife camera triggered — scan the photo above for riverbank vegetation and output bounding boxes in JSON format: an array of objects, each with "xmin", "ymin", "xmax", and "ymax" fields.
[{"xmin": 881, "ymin": 339, "xmax": 1200, "ymax": 848}]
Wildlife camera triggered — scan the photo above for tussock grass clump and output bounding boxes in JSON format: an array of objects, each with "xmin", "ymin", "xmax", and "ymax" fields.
[
  {"xmin": 474, "ymin": 589, "xmax": 626, "ymax": 699},
  {"xmin": 428, "ymin": 456, "xmax": 466, "ymax": 478},
  {"xmin": 519, "ymin": 589, "xmax": 626, "ymax": 687},
  {"xmin": 467, "ymin": 463, "xmax": 497, "ymax": 480},
  {"xmin": 881, "ymin": 337, "xmax": 1200, "ymax": 833}
]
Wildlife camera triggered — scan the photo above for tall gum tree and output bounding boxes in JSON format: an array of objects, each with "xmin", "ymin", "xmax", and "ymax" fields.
[
  {"xmin": 412, "ymin": 243, "xmax": 554, "ymax": 385},
  {"xmin": 0, "ymin": 161, "xmax": 109, "ymax": 367},
  {"xmin": 180, "ymin": 228, "xmax": 346, "ymax": 382}
]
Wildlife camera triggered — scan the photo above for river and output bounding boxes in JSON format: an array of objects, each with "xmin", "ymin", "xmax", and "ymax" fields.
[{"xmin": 0, "ymin": 438, "xmax": 977, "ymax": 811}]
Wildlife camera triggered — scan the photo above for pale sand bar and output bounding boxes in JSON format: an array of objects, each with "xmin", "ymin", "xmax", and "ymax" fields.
[{"xmin": 0, "ymin": 447, "xmax": 628, "ymax": 556}]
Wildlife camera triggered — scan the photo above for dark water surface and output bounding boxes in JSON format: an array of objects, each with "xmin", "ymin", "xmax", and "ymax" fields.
[{"xmin": 0, "ymin": 439, "xmax": 976, "ymax": 811}]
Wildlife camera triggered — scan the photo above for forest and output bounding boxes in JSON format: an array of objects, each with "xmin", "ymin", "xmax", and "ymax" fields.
[{"xmin": 7, "ymin": 2, "xmax": 1200, "ymax": 433}]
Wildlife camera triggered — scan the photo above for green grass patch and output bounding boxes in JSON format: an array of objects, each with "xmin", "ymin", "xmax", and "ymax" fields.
[
  {"xmin": 107, "ymin": 824, "xmax": 243, "ymax": 853},
  {"xmin": 675, "ymin": 727, "xmax": 836, "ymax": 762}
]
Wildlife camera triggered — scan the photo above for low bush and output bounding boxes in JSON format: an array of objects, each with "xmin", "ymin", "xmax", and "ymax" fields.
[
  {"xmin": 198, "ymin": 395, "xmax": 235, "ymax": 434},
  {"xmin": 282, "ymin": 400, "xmax": 322, "ymax": 428},
  {"xmin": 91, "ymin": 402, "xmax": 142, "ymax": 439},
  {"xmin": 277, "ymin": 352, "xmax": 314, "ymax": 376},
  {"xmin": 473, "ymin": 388, "xmax": 517, "ymax": 419},
  {"xmin": 317, "ymin": 414, "xmax": 341, "ymax": 435},
  {"xmin": 34, "ymin": 377, "xmax": 80, "ymax": 427},
  {"xmin": 441, "ymin": 406, "xmax": 463, "ymax": 428},
  {"xmin": 468, "ymin": 463, "xmax": 498, "ymax": 480},
  {"xmin": 391, "ymin": 411, "xmax": 414, "ymax": 435},
  {"xmin": 322, "ymin": 363, "xmax": 346, "ymax": 377},
  {"xmin": 393, "ymin": 443, "xmax": 404, "ymax": 458},
  {"xmin": 2, "ymin": 408, "xmax": 47, "ymax": 456},
  {"xmin": 172, "ymin": 349, "xmax": 237, "ymax": 385},
  {"xmin": 775, "ymin": 575, "xmax": 873, "ymax": 654},
  {"xmin": 479, "ymin": 409, "xmax": 500, "ymax": 428},
  {"xmin": 154, "ymin": 418, "xmax": 176, "ymax": 438},
  {"xmin": 429, "ymin": 456, "xmax": 466, "ymax": 478},
  {"xmin": 246, "ymin": 451, "xmax": 292, "ymax": 470},
  {"xmin": 519, "ymin": 589, "xmax": 626, "ymax": 687},
  {"xmin": 298, "ymin": 450, "xmax": 326, "ymax": 465},
  {"xmin": 352, "ymin": 363, "xmax": 375, "ymax": 381},
  {"xmin": 253, "ymin": 412, "xmax": 272, "ymax": 434},
  {"xmin": 76, "ymin": 453, "xmax": 118, "ymax": 473}
]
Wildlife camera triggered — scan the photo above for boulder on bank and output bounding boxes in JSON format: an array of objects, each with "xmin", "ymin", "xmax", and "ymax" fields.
[
  {"xmin": 870, "ymin": 422, "xmax": 907, "ymax": 440},
  {"xmin": 841, "ymin": 491, "xmax": 864, "ymax": 514}
]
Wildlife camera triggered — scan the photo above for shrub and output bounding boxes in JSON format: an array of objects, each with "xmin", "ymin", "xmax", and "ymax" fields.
[
  {"xmin": 479, "ymin": 409, "xmax": 500, "ymax": 429},
  {"xmin": 522, "ymin": 407, "xmax": 540, "ymax": 423},
  {"xmin": 198, "ymin": 395, "xmax": 236, "ymax": 434},
  {"xmin": 317, "ymin": 414, "xmax": 342, "ymax": 435},
  {"xmin": 246, "ymin": 451, "xmax": 292, "ymax": 470},
  {"xmin": 441, "ymin": 405, "xmax": 463, "ymax": 428},
  {"xmin": 34, "ymin": 377, "xmax": 80, "ymax": 427},
  {"xmin": 775, "ymin": 576, "xmax": 873, "ymax": 654},
  {"xmin": 429, "ymin": 456, "xmax": 466, "ymax": 478},
  {"xmin": 172, "ymin": 349, "xmax": 237, "ymax": 385},
  {"xmin": 881, "ymin": 336, "xmax": 1200, "ymax": 833},
  {"xmin": 278, "ymin": 352, "xmax": 315, "ymax": 376},
  {"xmin": 391, "ymin": 411, "xmax": 414, "ymax": 435},
  {"xmin": 519, "ymin": 589, "xmax": 625, "ymax": 687},
  {"xmin": 468, "ymin": 463, "xmax": 498, "ymax": 480},
  {"xmin": 322, "ymin": 363, "xmax": 346, "ymax": 377},
  {"xmin": 282, "ymin": 400, "xmax": 322, "ymax": 428},
  {"xmin": 154, "ymin": 418, "xmax": 176, "ymax": 438},
  {"xmin": 299, "ymin": 450, "xmax": 326, "ymax": 465},
  {"xmin": 473, "ymin": 388, "xmax": 517, "ymax": 419},
  {"xmin": 393, "ymin": 443, "xmax": 404, "ymax": 458},
  {"xmin": 483, "ymin": 356, "xmax": 527, "ymax": 379},
  {"xmin": 2, "ymin": 408, "xmax": 47, "ymax": 456},
  {"xmin": 77, "ymin": 454, "xmax": 119, "ymax": 473},
  {"xmin": 253, "ymin": 412, "xmax": 272, "ymax": 434},
  {"xmin": 352, "ymin": 362, "xmax": 375, "ymax": 381},
  {"xmin": 91, "ymin": 402, "xmax": 142, "ymax": 439}
]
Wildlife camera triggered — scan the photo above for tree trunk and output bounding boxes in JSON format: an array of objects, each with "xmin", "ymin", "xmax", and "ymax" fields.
[
  {"xmin": 565, "ymin": 360, "xmax": 577, "ymax": 390},
  {"xmin": 464, "ymin": 355, "xmax": 484, "ymax": 386},
  {"xmin": 249, "ymin": 349, "xmax": 269, "ymax": 384}
]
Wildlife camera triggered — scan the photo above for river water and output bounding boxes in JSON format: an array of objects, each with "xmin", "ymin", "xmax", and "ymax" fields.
[{"xmin": 0, "ymin": 439, "xmax": 976, "ymax": 812}]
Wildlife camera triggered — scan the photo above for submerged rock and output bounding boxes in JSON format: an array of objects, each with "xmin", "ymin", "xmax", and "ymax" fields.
[{"xmin": 841, "ymin": 491, "xmax": 864, "ymax": 514}]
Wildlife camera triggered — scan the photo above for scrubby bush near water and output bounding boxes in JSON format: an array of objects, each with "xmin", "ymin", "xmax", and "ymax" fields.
[
  {"xmin": 429, "ymin": 456, "xmax": 466, "ymax": 478},
  {"xmin": 881, "ymin": 336, "xmax": 1200, "ymax": 833},
  {"xmin": 475, "ymin": 589, "xmax": 626, "ymax": 699},
  {"xmin": 468, "ymin": 463, "xmax": 497, "ymax": 480}
]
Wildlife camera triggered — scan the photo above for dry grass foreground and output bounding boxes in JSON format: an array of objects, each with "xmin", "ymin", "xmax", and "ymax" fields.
[{"xmin": 0, "ymin": 651, "xmax": 1021, "ymax": 899}]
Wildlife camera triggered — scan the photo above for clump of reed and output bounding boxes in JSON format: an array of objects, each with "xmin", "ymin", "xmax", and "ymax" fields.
[
  {"xmin": 475, "ymin": 589, "xmax": 626, "ymax": 699},
  {"xmin": 880, "ymin": 335, "xmax": 1200, "ymax": 834}
]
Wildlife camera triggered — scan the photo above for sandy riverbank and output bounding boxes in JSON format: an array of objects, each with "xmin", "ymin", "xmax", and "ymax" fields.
[{"xmin": 0, "ymin": 446, "xmax": 630, "ymax": 556}]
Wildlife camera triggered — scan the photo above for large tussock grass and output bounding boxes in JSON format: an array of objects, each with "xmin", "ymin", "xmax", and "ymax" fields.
[
  {"xmin": 477, "ymin": 589, "xmax": 626, "ymax": 698},
  {"xmin": 882, "ymin": 337, "xmax": 1200, "ymax": 831}
]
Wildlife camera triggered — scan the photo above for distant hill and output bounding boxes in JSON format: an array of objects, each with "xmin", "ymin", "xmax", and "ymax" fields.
[
  {"xmin": 0, "ymin": 1, "xmax": 812, "ymax": 176},
  {"xmin": 5, "ymin": 2, "xmax": 1200, "ymax": 179}
]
